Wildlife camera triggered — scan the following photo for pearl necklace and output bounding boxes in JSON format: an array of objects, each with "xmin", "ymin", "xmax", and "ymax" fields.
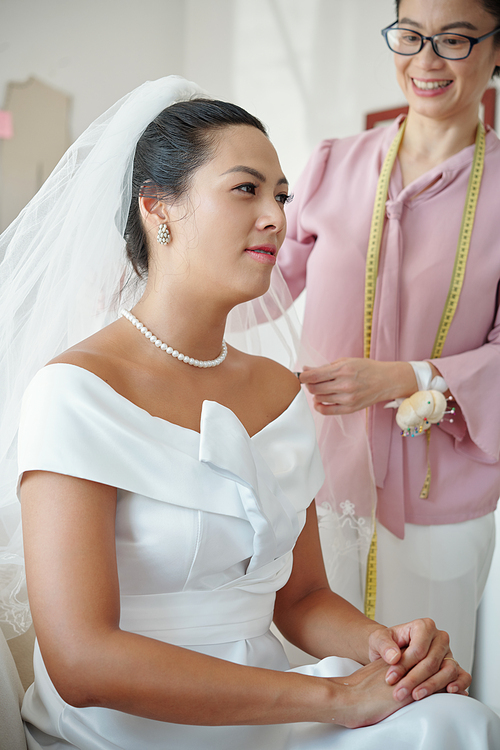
[{"xmin": 120, "ymin": 309, "xmax": 228, "ymax": 368}]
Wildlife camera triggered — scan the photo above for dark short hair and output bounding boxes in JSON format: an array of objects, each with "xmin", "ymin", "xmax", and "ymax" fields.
[
  {"xmin": 394, "ymin": 0, "xmax": 500, "ymax": 76},
  {"xmin": 124, "ymin": 98, "xmax": 267, "ymax": 277}
]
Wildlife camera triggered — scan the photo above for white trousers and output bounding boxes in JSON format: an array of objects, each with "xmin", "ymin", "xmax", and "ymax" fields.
[{"xmin": 375, "ymin": 514, "xmax": 496, "ymax": 674}]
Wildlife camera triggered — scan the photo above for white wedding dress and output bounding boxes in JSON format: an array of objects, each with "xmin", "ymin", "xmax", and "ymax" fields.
[{"xmin": 18, "ymin": 364, "xmax": 500, "ymax": 750}]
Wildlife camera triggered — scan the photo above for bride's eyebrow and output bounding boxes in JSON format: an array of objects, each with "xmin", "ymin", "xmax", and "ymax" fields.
[
  {"xmin": 221, "ymin": 166, "xmax": 267, "ymax": 181},
  {"xmin": 221, "ymin": 166, "xmax": 289, "ymax": 187}
]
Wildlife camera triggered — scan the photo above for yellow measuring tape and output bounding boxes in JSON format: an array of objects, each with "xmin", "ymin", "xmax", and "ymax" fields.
[
  {"xmin": 363, "ymin": 120, "xmax": 407, "ymax": 360},
  {"xmin": 363, "ymin": 120, "xmax": 486, "ymax": 619},
  {"xmin": 420, "ymin": 121, "xmax": 486, "ymax": 498}
]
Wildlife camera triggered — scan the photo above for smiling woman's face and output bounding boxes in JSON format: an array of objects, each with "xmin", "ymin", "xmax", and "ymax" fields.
[
  {"xmin": 165, "ymin": 124, "xmax": 290, "ymax": 307},
  {"xmin": 394, "ymin": 0, "xmax": 500, "ymax": 123}
]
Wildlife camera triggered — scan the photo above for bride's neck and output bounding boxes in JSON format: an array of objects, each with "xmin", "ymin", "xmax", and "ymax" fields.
[
  {"xmin": 132, "ymin": 286, "xmax": 228, "ymax": 363},
  {"xmin": 399, "ymin": 108, "xmax": 479, "ymax": 187}
]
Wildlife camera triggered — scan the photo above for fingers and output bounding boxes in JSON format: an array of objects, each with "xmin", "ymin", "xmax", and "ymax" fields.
[
  {"xmin": 379, "ymin": 619, "xmax": 472, "ymax": 702},
  {"xmin": 304, "ymin": 379, "xmax": 344, "ymax": 397},
  {"xmin": 444, "ymin": 658, "xmax": 471, "ymax": 696},
  {"xmin": 299, "ymin": 358, "xmax": 390, "ymax": 414},
  {"xmin": 299, "ymin": 362, "xmax": 346, "ymax": 384},
  {"xmin": 299, "ymin": 362, "xmax": 362, "ymax": 414},
  {"xmin": 385, "ymin": 618, "xmax": 444, "ymax": 669},
  {"xmin": 393, "ymin": 652, "xmax": 471, "ymax": 703},
  {"xmin": 368, "ymin": 626, "xmax": 402, "ymax": 668}
]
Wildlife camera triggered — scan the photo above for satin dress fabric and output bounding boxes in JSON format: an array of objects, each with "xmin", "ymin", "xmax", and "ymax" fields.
[
  {"xmin": 17, "ymin": 365, "xmax": 500, "ymax": 749},
  {"xmin": 0, "ymin": 627, "xmax": 26, "ymax": 750}
]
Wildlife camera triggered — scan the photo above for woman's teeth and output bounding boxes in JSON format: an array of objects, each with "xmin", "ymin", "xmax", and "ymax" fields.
[{"xmin": 413, "ymin": 79, "xmax": 452, "ymax": 90}]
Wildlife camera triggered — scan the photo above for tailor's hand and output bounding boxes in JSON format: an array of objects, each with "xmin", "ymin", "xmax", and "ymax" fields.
[
  {"xmin": 367, "ymin": 618, "xmax": 470, "ymax": 703},
  {"xmin": 326, "ymin": 659, "xmax": 414, "ymax": 728},
  {"xmin": 299, "ymin": 359, "xmax": 416, "ymax": 415}
]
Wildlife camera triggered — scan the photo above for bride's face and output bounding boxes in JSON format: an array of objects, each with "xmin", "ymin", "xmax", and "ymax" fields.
[{"xmin": 163, "ymin": 124, "xmax": 290, "ymax": 306}]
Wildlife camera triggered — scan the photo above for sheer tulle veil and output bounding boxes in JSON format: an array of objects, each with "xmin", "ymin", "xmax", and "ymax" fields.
[
  {"xmin": 0, "ymin": 76, "xmax": 375, "ymax": 638},
  {"xmin": 0, "ymin": 76, "xmax": 206, "ymax": 636}
]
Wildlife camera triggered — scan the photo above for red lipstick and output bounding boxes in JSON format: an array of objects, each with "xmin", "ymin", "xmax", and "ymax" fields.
[{"xmin": 244, "ymin": 245, "xmax": 277, "ymax": 265}]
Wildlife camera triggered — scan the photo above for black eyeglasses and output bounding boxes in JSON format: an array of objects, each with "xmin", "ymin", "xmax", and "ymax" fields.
[{"xmin": 382, "ymin": 21, "xmax": 500, "ymax": 60}]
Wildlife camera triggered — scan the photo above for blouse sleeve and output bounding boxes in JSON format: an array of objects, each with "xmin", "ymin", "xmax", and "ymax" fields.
[
  {"xmin": 278, "ymin": 139, "xmax": 333, "ymax": 301},
  {"xmin": 432, "ymin": 297, "xmax": 500, "ymax": 464}
]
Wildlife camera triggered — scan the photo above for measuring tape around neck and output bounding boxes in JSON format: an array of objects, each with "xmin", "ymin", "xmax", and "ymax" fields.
[
  {"xmin": 363, "ymin": 119, "xmax": 407, "ymax": 360},
  {"xmin": 362, "ymin": 120, "xmax": 486, "ymax": 619}
]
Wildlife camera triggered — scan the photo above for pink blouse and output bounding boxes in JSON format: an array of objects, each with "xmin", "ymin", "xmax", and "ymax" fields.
[{"xmin": 279, "ymin": 117, "xmax": 500, "ymax": 538}]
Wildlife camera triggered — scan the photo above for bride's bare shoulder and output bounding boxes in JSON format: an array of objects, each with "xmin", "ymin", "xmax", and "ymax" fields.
[
  {"xmin": 46, "ymin": 320, "xmax": 126, "ymax": 384},
  {"xmin": 230, "ymin": 346, "xmax": 301, "ymax": 411}
]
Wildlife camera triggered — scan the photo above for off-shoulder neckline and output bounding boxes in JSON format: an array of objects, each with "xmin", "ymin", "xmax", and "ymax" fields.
[{"xmin": 41, "ymin": 362, "xmax": 303, "ymax": 440}]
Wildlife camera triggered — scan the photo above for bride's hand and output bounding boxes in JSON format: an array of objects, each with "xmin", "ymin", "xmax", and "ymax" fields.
[
  {"xmin": 368, "ymin": 619, "xmax": 471, "ymax": 702},
  {"xmin": 325, "ymin": 659, "xmax": 413, "ymax": 728}
]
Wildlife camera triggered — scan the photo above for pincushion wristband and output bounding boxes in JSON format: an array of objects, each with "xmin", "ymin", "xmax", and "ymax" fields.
[
  {"xmin": 396, "ymin": 390, "xmax": 447, "ymax": 436},
  {"xmin": 409, "ymin": 361, "xmax": 448, "ymax": 394},
  {"xmin": 385, "ymin": 362, "xmax": 449, "ymax": 437}
]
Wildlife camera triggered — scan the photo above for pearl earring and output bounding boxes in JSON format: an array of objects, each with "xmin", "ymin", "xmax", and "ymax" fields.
[{"xmin": 157, "ymin": 223, "xmax": 171, "ymax": 245}]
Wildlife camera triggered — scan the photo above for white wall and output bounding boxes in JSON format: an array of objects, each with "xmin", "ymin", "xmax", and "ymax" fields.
[
  {"xmin": 231, "ymin": 0, "xmax": 402, "ymax": 181},
  {"xmin": 0, "ymin": 0, "xmax": 186, "ymax": 141},
  {"xmin": 2, "ymin": 0, "xmax": 498, "ymax": 183},
  {"xmin": 181, "ymin": 0, "xmax": 408, "ymax": 182},
  {"xmin": 0, "ymin": 0, "xmax": 420, "ymax": 185}
]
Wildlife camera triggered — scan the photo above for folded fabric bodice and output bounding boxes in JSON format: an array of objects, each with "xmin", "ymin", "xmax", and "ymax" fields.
[{"xmin": 18, "ymin": 364, "xmax": 324, "ymax": 647}]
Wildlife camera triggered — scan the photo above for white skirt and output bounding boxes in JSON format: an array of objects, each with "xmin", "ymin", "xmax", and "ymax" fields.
[
  {"xmin": 289, "ymin": 656, "xmax": 500, "ymax": 749},
  {"xmin": 23, "ymin": 647, "xmax": 500, "ymax": 750}
]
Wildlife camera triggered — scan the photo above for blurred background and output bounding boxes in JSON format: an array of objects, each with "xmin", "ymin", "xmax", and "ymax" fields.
[
  {"xmin": 0, "ymin": 0, "xmax": 498, "ymax": 716},
  {"xmin": 1, "ymin": 0, "xmax": 418, "ymax": 230}
]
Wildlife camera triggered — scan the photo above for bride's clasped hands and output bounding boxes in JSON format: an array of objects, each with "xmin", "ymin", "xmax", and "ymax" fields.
[{"xmin": 324, "ymin": 619, "xmax": 469, "ymax": 728}]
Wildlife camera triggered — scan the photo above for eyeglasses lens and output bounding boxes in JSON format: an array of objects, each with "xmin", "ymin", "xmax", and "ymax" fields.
[{"xmin": 387, "ymin": 29, "xmax": 471, "ymax": 59}]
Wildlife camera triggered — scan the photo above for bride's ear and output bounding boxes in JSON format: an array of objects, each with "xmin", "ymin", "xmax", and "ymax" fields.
[{"xmin": 138, "ymin": 195, "xmax": 170, "ymax": 234}]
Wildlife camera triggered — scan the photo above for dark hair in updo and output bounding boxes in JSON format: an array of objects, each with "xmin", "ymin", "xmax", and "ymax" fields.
[
  {"xmin": 394, "ymin": 0, "xmax": 500, "ymax": 76},
  {"xmin": 124, "ymin": 98, "xmax": 267, "ymax": 277}
]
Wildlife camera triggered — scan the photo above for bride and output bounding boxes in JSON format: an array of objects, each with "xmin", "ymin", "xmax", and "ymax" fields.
[{"xmin": 1, "ymin": 76, "xmax": 498, "ymax": 749}]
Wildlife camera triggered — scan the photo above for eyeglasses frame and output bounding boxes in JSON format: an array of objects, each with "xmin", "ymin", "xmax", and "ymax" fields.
[{"xmin": 381, "ymin": 20, "xmax": 500, "ymax": 60}]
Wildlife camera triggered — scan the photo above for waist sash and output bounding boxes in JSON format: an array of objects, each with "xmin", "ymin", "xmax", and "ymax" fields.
[{"xmin": 119, "ymin": 589, "xmax": 276, "ymax": 646}]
